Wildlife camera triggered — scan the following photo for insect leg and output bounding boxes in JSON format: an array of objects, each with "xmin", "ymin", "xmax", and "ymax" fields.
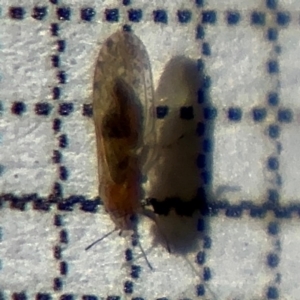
[
  {"xmin": 142, "ymin": 208, "xmax": 171, "ymax": 253},
  {"xmin": 85, "ymin": 228, "xmax": 117, "ymax": 251},
  {"xmin": 132, "ymin": 230, "xmax": 153, "ymax": 270}
]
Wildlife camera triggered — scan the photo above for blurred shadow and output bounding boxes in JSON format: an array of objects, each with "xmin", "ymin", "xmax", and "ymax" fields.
[{"xmin": 145, "ymin": 56, "xmax": 214, "ymax": 254}]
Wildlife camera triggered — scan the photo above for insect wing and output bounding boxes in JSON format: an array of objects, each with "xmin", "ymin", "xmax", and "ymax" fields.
[{"xmin": 93, "ymin": 30, "xmax": 155, "ymax": 187}]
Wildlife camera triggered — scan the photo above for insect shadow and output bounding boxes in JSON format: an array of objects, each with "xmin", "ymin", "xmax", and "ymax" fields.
[{"xmin": 145, "ymin": 55, "xmax": 214, "ymax": 255}]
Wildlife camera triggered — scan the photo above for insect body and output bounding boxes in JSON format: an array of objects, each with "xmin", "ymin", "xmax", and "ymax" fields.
[
  {"xmin": 96, "ymin": 77, "xmax": 143, "ymax": 230},
  {"xmin": 91, "ymin": 30, "xmax": 155, "ymax": 256}
]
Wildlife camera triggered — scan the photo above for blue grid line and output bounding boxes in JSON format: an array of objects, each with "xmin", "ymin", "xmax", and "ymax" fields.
[
  {"xmin": 262, "ymin": 1, "xmax": 283, "ymax": 298},
  {"xmin": 49, "ymin": 0, "xmax": 69, "ymax": 296},
  {"xmin": 194, "ymin": 2, "xmax": 214, "ymax": 297},
  {"xmin": 0, "ymin": 5, "xmax": 292, "ymax": 28},
  {"xmin": 2, "ymin": 194, "xmax": 300, "ymax": 215},
  {"xmin": 3, "ymin": 100, "xmax": 297, "ymax": 124}
]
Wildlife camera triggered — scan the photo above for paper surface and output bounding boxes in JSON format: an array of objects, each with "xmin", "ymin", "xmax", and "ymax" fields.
[{"xmin": 0, "ymin": 0, "xmax": 300, "ymax": 299}]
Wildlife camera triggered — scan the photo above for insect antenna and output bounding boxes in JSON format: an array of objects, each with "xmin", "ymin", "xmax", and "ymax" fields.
[
  {"xmin": 128, "ymin": 213, "xmax": 154, "ymax": 270},
  {"xmin": 132, "ymin": 230, "xmax": 153, "ymax": 270},
  {"xmin": 85, "ymin": 228, "xmax": 117, "ymax": 251}
]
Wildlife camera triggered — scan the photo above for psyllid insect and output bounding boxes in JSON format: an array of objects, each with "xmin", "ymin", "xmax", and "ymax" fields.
[{"xmin": 86, "ymin": 29, "xmax": 168, "ymax": 269}]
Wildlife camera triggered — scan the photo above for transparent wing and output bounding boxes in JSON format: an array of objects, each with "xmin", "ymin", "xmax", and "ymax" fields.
[
  {"xmin": 93, "ymin": 30, "xmax": 156, "ymax": 184},
  {"xmin": 118, "ymin": 31, "xmax": 156, "ymax": 148}
]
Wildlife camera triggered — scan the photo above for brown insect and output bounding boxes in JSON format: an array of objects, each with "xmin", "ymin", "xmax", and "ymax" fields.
[{"xmin": 86, "ymin": 29, "xmax": 164, "ymax": 268}]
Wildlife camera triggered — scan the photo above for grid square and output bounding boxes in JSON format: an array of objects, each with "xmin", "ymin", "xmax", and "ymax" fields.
[
  {"xmin": 212, "ymin": 123, "xmax": 273, "ymax": 203},
  {"xmin": 133, "ymin": 25, "xmax": 200, "ymax": 90},
  {"xmin": 0, "ymin": 116, "xmax": 55, "ymax": 196},
  {"xmin": 280, "ymin": 29, "xmax": 300, "ymax": 108},
  {"xmin": 0, "ymin": 209, "xmax": 56, "ymax": 292},
  {"xmin": 63, "ymin": 211, "xmax": 129, "ymax": 295},
  {"xmin": 58, "ymin": 23, "xmax": 118, "ymax": 103},
  {"xmin": 0, "ymin": 22, "xmax": 54, "ymax": 102},
  {"xmin": 131, "ymin": 213, "xmax": 203, "ymax": 299},
  {"xmin": 203, "ymin": 0, "xmax": 264, "ymax": 9},
  {"xmin": 59, "ymin": 111, "xmax": 98, "ymax": 198},
  {"xmin": 281, "ymin": 125, "xmax": 300, "ymax": 203},
  {"xmin": 279, "ymin": 0, "xmax": 300, "ymax": 9},
  {"xmin": 208, "ymin": 215, "xmax": 271, "ymax": 299},
  {"xmin": 281, "ymin": 221, "xmax": 300, "ymax": 299},
  {"xmin": 206, "ymin": 24, "xmax": 273, "ymax": 108}
]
